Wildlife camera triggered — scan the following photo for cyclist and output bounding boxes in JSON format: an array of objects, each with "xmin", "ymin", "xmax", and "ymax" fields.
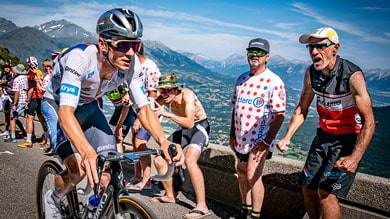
[{"xmin": 43, "ymin": 8, "xmax": 182, "ymax": 218}]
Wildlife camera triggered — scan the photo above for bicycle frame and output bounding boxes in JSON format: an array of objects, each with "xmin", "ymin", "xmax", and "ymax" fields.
[
  {"xmin": 37, "ymin": 146, "xmax": 177, "ymax": 219},
  {"xmin": 84, "ymin": 148, "xmax": 175, "ymax": 218}
]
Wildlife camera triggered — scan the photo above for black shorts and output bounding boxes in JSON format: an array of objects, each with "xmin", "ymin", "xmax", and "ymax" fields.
[
  {"xmin": 26, "ymin": 98, "xmax": 42, "ymax": 116},
  {"xmin": 299, "ymin": 128, "xmax": 358, "ymax": 198},
  {"xmin": 168, "ymin": 119, "xmax": 210, "ymax": 153},
  {"xmin": 56, "ymin": 101, "xmax": 116, "ymax": 161}
]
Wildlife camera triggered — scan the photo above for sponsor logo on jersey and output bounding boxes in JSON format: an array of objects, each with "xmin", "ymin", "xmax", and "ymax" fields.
[
  {"xmin": 60, "ymin": 83, "xmax": 79, "ymax": 96},
  {"xmin": 65, "ymin": 66, "xmax": 81, "ymax": 77},
  {"xmin": 318, "ymin": 98, "xmax": 342, "ymax": 109},
  {"xmin": 87, "ymin": 71, "xmax": 94, "ymax": 79},
  {"xmin": 237, "ymin": 96, "xmax": 265, "ymax": 108}
]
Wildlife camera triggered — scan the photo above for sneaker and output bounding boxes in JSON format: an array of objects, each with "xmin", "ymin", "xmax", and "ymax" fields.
[
  {"xmin": 0, "ymin": 130, "xmax": 9, "ymax": 137},
  {"xmin": 4, "ymin": 137, "xmax": 16, "ymax": 143},
  {"xmin": 44, "ymin": 190, "xmax": 61, "ymax": 219},
  {"xmin": 39, "ymin": 144, "xmax": 51, "ymax": 150},
  {"xmin": 18, "ymin": 141, "xmax": 33, "ymax": 148},
  {"xmin": 39, "ymin": 138, "xmax": 47, "ymax": 145}
]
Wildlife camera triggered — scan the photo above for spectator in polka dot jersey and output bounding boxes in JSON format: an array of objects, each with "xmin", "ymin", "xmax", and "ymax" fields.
[{"xmin": 229, "ymin": 38, "xmax": 286, "ymax": 219}]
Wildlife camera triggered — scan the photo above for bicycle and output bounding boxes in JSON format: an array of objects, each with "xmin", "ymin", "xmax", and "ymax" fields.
[{"xmin": 36, "ymin": 145, "xmax": 178, "ymax": 219}]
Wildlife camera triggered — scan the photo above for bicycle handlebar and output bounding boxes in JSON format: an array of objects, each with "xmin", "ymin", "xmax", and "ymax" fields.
[{"xmin": 88, "ymin": 144, "xmax": 178, "ymax": 197}]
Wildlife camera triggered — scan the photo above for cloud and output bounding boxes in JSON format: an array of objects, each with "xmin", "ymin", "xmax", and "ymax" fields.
[{"xmin": 290, "ymin": 2, "xmax": 390, "ymax": 44}]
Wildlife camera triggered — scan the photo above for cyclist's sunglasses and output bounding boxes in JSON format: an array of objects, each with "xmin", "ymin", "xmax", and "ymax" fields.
[{"xmin": 104, "ymin": 39, "xmax": 142, "ymax": 53}]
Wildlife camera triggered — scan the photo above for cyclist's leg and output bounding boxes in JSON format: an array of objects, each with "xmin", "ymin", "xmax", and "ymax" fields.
[{"xmin": 80, "ymin": 102, "xmax": 117, "ymax": 191}]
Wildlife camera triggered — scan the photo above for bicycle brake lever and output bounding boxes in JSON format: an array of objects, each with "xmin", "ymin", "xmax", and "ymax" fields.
[
  {"xmin": 152, "ymin": 144, "xmax": 177, "ymax": 182},
  {"xmin": 94, "ymin": 155, "xmax": 105, "ymax": 198}
]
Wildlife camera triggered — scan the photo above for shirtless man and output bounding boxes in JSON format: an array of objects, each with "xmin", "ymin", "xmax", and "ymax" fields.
[{"xmin": 152, "ymin": 73, "xmax": 211, "ymax": 219}]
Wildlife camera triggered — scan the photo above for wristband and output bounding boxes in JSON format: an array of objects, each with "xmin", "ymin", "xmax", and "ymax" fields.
[{"xmin": 262, "ymin": 140, "xmax": 271, "ymax": 146}]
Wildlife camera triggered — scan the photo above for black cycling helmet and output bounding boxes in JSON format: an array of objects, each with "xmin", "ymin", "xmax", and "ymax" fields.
[{"xmin": 96, "ymin": 8, "xmax": 143, "ymax": 39}]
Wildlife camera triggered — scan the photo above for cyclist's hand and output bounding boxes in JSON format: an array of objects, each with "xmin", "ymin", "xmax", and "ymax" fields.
[
  {"xmin": 172, "ymin": 144, "xmax": 184, "ymax": 166},
  {"xmin": 80, "ymin": 148, "xmax": 99, "ymax": 188},
  {"xmin": 161, "ymin": 141, "xmax": 183, "ymax": 166}
]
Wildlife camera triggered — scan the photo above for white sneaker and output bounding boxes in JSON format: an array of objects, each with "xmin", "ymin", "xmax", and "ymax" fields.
[
  {"xmin": 0, "ymin": 130, "xmax": 9, "ymax": 137},
  {"xmin": 44, "ymin": 190, "xmax": 61, "ymax": 219}
]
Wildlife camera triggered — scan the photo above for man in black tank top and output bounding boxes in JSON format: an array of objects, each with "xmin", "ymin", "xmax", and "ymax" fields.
[{"xmin": 277, "ymin": 27, "xmax": 375, "ymax": 219}]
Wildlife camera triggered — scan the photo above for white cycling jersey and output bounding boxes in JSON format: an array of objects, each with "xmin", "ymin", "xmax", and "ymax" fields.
[{"xmin": 44, "ymin": 43, "xmax": 148, "ymax": 109}]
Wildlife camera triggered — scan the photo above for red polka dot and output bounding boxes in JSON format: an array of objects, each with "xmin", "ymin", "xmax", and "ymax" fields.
[
  {"xmin": 247, "ymin": 115, "xmax": 251, "ymax": 119},
  {"xmin": 276, "ymin": 104, "xmax": 280, "ymax": 108},
  {"xmin": 260, "ymin": 78, "xmax": 264, "ymax": 82},
  {"xmin": 253, "ymin": 92, "xmax": 257, "ymax": 96},
  {"xmin": 274, "ymin": 86, "xmax": 278, "ymax": 90},
  {"xmin": 248, "ymin": 107, "xmax": 253, "ymax": 111},
  {"xmin": 249, "ymin": 84, "xmax": 254, "ymax": 87},
  {"xmin": 247, "ymin": 91, "xmax": 251, "ymax": 95},
  {"xmin": 245, "ymin": 122, "xmax": 250, "ymax": 126},
  {"xmin": 256, "ymin": 85, "xmax": 261, "ymax": 89}
]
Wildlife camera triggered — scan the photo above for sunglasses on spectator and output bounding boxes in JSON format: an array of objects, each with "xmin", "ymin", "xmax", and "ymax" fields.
[
  {"xmin": 247, "ymin": 49, "xmax": 267, "ymax": 57},
  {"xmin": 158, "ymin": 87, "xmax": 175, "ymax": 95},
  {"xmin": 104, "ymin": 39, "xmax": 142, "ymax": 53},
  {"xmin": 306, "ymin": 42, "xmax": 334, "ymax": 51}
]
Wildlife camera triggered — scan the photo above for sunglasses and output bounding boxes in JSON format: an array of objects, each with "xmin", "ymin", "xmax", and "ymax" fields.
[
  {"xmin": 158, "ymin": 87, "xmax": 175, "ymax": 95},
  {"xmin": 247, "ymin": 49, "xmax": 267, "ymax": 57},
  {"xmin": 306, "ymin": 42, "xmax": 334, "ymax": 51},
  {"xmin": 104, "ymin": 39, "xmax": 142, "ymax": 53}
]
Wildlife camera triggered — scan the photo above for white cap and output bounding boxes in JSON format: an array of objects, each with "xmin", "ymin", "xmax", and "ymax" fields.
[{"xmin": 299, "ymin": 27, "xmax": 339, "ymax": 44}]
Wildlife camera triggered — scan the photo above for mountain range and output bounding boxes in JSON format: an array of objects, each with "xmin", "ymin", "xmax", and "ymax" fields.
[
  {"xmin": 0, "ymin": 17, "xmax": 388, "ymax": 109},
  {"xmin": 0, "ymin": 17, "xmax": 389, "ymax": 178}
]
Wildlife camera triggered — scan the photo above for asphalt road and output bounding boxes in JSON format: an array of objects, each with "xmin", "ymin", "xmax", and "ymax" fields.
[{"xmin": 0, "ymin": 115, "xmax": 239, "ymax": 219}]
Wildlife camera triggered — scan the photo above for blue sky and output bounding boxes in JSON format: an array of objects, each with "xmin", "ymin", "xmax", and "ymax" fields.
[{"xmin": 0, "ymin": 0, "xmax": 389, "ymax": 70}]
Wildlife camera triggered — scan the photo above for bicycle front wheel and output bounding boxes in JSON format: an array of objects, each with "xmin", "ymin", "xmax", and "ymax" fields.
[
  {"xmin": 105, "ymin": 195, "xmax": 158, "ymax": 219},
  {"xmin": 36, "ymin": 160, "xmax": 76, "ymax": 219}
]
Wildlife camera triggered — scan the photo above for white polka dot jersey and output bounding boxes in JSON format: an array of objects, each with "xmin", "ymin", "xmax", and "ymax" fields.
[{"xmin": 231, "ymin": 68, "xmax": 286, "ymax": 154}]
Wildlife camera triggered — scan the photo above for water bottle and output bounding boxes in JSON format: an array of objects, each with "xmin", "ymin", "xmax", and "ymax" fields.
[{"xmin": 87, "ymin": 194, "xmax": 101, "ymax": 218}]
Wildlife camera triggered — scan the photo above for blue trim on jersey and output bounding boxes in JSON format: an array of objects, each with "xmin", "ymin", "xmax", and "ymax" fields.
[
  {"xmin": 62, "ymin": 42, "xmax": 95, "ymax": 57},
  {"xmin": 60, "ymin": 83, "xmax": 79, "ymax": 96}
]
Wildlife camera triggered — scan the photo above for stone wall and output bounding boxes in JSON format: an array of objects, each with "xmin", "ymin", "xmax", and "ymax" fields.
[{"xmin": 140, "ymin": 138, "xmax": 390, "ymax": 219}]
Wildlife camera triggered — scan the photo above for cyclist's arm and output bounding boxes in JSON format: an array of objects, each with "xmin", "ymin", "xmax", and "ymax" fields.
[{"xmin": 58, "ymin": 105, "xmax": 98, "ymax": 186}]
